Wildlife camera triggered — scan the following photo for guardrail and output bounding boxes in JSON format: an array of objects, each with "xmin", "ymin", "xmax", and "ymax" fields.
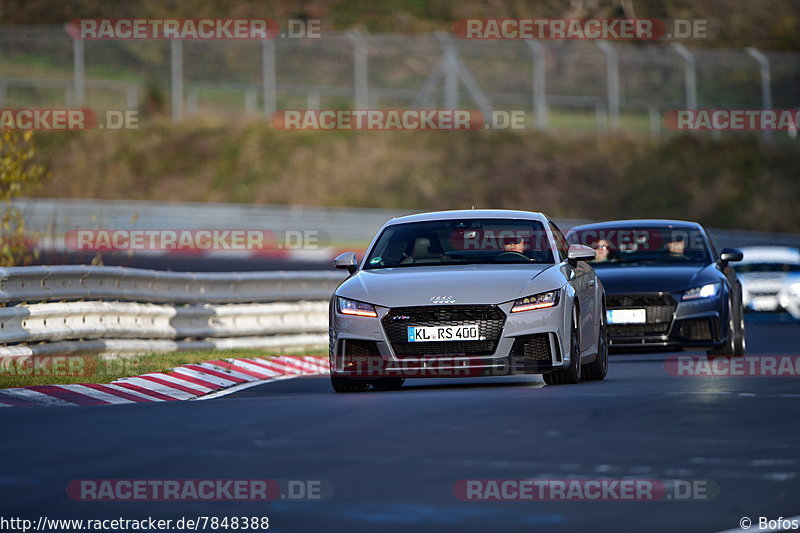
[{"xmin": 0, "ymin": 266, "xmax": 345, "ymax": 357}]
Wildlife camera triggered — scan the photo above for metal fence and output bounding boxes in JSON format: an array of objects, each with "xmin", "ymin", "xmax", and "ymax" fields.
[
  {"xmin": 15, "ymin": 198, "xmax": 800, "ymax": 254},
  {"xmin": 1, "ymin": 25, "xmax": 798, "ymax": 135}
]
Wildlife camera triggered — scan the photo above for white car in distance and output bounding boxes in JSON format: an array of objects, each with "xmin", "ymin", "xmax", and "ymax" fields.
[{"xmin": 734, "ymin": 247, "xmax": 800, "ymax": 314}]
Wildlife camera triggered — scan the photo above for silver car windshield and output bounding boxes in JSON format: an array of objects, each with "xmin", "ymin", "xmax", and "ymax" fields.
[{"xmin": 363, "ymin": 219, "xmax": 555, "ymax": 269}]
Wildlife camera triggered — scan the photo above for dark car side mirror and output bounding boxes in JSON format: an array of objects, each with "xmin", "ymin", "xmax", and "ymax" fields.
[
  {"xmin": 334, "ymin": 251, "xmax": 358, "ymax": 274},
  {"xmin": 719, "ymin": 247, "xmax": 744, "ymax": 266}
]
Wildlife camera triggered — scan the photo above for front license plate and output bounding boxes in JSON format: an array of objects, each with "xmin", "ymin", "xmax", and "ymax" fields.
[
  {"xmin": 407, "ymin": 324, "xmax": 480, "ymax": 342},
  {"xmin": 751, "ymin": 296, "xmax": 778, "ymax": 311},
  {"xmin": 607, "ymin": 309, "xmax": 647, "ymax": 324}
]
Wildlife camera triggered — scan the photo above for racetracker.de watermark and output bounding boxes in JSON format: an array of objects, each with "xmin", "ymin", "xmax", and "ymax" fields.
[
  {"xmin": 0, "ymin": 109, "xmax": 138, "ymax": 130},
  {"xmin": 64, "ymin": 229, "xmax": 326, "ymax": 252},
  {"xmin": 0, "ymin": 355, "xmax": 91, "ymax": 377},
  {"xmin": 67, "ymin": 479, "xmax": 333, "ymax": 501},
  {"xmin": 452, "ymin": 18, "xmax": 713, "ymax": 40},
  {"xmin": 665, "ymin": 356, "xmax": 800, "ymax": 377},
  {"xmin": 66, "ymin": 18, "xmax": 321, "ymax": 39},
  {"xmin": 0, "ymin": 356, "xmax": 151, "ymax": 378},
  {"xmin": 453, "ymin": 479, "xmax": 717, "ymax": 501},
  {"xmin": 272, "ymin": 109, "xmax": 484, "ymax": 131},
  {"xmin": 664, "ymin": 109, "xmax": 800, "ymax": 131}
]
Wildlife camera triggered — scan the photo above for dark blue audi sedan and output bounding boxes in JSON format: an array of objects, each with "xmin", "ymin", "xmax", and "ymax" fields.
[{"xmin": 566, "ymin": 220, "xmax": 745, "ymax": 356}]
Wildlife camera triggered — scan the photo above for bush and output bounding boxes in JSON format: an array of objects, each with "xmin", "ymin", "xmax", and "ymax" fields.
[{"xmin": 0, "ymin": 130, "xmax": 47, "ymax": 266}]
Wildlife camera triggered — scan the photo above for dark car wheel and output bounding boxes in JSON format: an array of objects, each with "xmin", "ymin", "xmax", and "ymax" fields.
[
  {"xmin": 544, "ymin": 309, "xmax": 581, "ymax": 385},
  {"xmin": 734, "ymin": 299, "xmax": 747, "ymax": 355},
  {"xmin": 584, "ymin": 303, "xmax": 609, "ymax": 381},
  {"xmin": 707, "ymin": 298, "xmax": 745, "ymax": 358},
  {"xmin": 331, "ymin": 376, "xmax": 369, "ymax": 393},
  {"xmin": 371, "ymin": 377, "xmax": 405, "ymax": 391}
]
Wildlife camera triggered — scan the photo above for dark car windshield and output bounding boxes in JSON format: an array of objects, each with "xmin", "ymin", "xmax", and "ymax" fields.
[
  {"xmin": 364, "ymin": 219, "xmax": 555, "ymax": 269},
  {"xmin": 566, "ymin": 226, "xmax": 712, "ymax": 266}
]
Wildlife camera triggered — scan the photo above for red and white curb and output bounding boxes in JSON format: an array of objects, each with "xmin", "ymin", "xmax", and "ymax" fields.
[{"xmin": 0, "ymin": 356, "xmax": 329, "ymax": 408}]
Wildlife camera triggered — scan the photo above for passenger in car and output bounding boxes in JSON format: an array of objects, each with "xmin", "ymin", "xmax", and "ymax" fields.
[{"xmin": 592, "ymin": 239, "xmax": 611, "ymax": 262}]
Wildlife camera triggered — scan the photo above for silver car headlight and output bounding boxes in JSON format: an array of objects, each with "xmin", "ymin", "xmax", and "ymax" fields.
[
  {"xmin": 788, "ymin": 283, "xmax": 800, "ymax": 296},
  {"xmin": 511, "ymin": 290, "xmax": 560, "ymax": 313},
  {"xmin": 337, "ymin": 296, "xmax": 378, "ymax": 317},
  {"xmin": 682, "ymin": 282, "xmax": 720, "ymax": 301}
]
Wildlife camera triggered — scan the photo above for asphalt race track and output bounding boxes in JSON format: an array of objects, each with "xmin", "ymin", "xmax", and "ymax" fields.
[{"xmin": 1, "ymin": 317, "xmax": 798, "ymax": 533}]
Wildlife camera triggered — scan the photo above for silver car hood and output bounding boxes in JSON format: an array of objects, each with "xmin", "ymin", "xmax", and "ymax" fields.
[{"xmin": 335, "ymin": 264, "xmax": 565, "ymax": 307}]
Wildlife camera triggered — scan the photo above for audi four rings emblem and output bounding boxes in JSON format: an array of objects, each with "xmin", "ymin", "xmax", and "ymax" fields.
[{"xmin": 430, "ymin": 295, "xmax": 456, "ymax": 304}]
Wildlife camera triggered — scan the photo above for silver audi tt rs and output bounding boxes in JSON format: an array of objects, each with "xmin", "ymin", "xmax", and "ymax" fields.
[{"xmin": 328, "ymin": 210, "xmax": 608, "ymax": 392}]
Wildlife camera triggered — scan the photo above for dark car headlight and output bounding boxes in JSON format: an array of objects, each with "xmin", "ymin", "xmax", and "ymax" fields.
[
  {"xmin": 511, "ymin": 290, "xmax": 560, "ymax": 313},
  {"xmin": 682, "ymin": 282, "xmax": 720, "ymax": 301},
  {"xmin": 337, "ymin": 296, "xmax": 378, "ymax": 317}
]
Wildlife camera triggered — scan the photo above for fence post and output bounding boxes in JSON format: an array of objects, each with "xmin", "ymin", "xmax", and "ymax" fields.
[
  {"xmin": 434, "ymin": 32, "xmax": 493, "ymax": 120},
  {"xmin": 671, "ymin": 43, "xmax": 697, "ymax": 112},
  {"xmin": 649, "ymin": 105, "xmax": 661, "ymax": 136},
  {"xmin": 72, "ymin": 35, "xmax": 85, "ymax": 106},
  {"xmin": 435, "ymin": 32, "xmax": 460, "ymax": 109},
  {"xmin": 596, "ymin": 41, "xmax": 619, "ymax": 129},
  {"xmin": 746, "ymin": 47, "xmax": 773, "ymax": 142},
  {"xmin": 245, "ymin": 89, "xmax": 258, "ymax": 115},
  {"xmin": 126, "ymin": 86, "xmax": 139, "ymax": 109},
  {"xmin": 525, "ymin": 40, "xmax": 547, "ymax": 129},
  {"xmin": 306, "ymin": 91, "xmax": 321, "ymax": 110},
  {"xmin": 170, "ymin": 39, "xmax": 183, "ymax": 122},
  {"xmin": 347, "ymin": 29, "xmax": 369, "ymax": 109},
  {"xmin": 262, "ymin": 39, "xmax": 276, "ymax": 117}
]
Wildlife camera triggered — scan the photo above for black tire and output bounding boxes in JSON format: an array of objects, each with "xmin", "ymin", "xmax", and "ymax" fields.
[
  {"xmin": 733, "ymin": 299, "xmax": 746, "ymax": 355},
  {"xmin": 583, "ymin": 302, "xmax": 608, "ymax": 381},
  {"xmin": 707, "ymin": 297, "xmax": 744, "ymax": 357},
  {"xmin": 544, "ymin": 309, "xmax": 581, "ymax": 385},
  {"xmin": 371, "ymin": 377, "xmax": 405, "ymax": 391},
  {"xmin": 330, "ymin": 376, "xmax": 369, "ymax": 393}
]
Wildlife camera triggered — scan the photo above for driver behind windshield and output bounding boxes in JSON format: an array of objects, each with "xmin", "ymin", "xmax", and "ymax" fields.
[
  {"xmin": 502, "ymin": 235, "xmax": 529, "ymax": 253},
  {"xmin": 666, "ymin": 235, "xmax": 687, "ymax": 258}
]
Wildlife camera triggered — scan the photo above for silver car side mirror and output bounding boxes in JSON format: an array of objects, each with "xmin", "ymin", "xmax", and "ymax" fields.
[
  {"xmin": 334, "ymin": 251, "xmax": 358, "ymax": 274},
  {"xmin": 567, "ymin": 244, "xmax": 596, "ymax": 265}
]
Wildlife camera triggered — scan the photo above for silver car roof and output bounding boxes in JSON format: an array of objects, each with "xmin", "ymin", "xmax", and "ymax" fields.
[{"xmin": 385, "ymin": 209, "xmax": 551, "ymax": 226}]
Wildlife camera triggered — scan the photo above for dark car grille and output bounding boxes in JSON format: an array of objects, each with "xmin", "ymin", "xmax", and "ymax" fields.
[
  {"xmin": 382, "ymin": 305, "xmax": 505, "ymax": 357},
  {"xmin": 606, "ymin": 293, "xmax": 676, "ymax": 337},
  {"xmin": 510, "ymin": 334, "xmax": 552, "ymax": 362}
]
